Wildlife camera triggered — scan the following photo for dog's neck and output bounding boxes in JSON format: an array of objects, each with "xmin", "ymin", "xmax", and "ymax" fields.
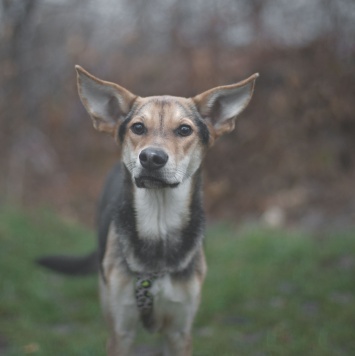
[
  {"xmin": 133, "ymin": 178, "xmax": 192, "ymax": 241},
  {"xmin": 116, "ymin": 166, "xmax": 205, "ymax": 274}
]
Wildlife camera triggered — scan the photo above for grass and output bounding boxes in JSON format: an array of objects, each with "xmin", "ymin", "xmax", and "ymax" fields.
[{"xmin": 0, "ymin": 207, "xmax": 354, "ymax": 355}]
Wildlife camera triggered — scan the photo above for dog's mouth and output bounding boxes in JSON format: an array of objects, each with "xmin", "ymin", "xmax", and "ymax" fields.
[{"xmin": 135, "ymin": 176, "xmax": 179, "ymax": 189}]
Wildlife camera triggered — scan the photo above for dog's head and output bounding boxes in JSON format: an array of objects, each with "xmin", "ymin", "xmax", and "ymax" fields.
[{"xmin": 76, "ymin": 66, "xmax": 258, "ymax": 189}]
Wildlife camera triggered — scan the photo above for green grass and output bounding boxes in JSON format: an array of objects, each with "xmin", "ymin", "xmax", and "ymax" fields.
[{"xmin": 0, "ymin": 207, "xmax": 354, "ymax": 355}]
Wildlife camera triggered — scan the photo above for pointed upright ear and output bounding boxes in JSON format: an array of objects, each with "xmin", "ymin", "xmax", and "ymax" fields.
[
  {"xmin": 193, "ymin": 73, "xmax": 259, "ymax": 140},
  {"xmin": 75, "ymin": 65, "xmax": 137, "ymax": 135}
]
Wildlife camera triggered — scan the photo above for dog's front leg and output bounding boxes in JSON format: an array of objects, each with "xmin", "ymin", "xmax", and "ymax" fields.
[
  {"xmin": 163, "ymin": 331, "xmax": 192, "ymax": 356},
  {"xmin": 161, "ymin": 274, "xmax": 204, "ymax": 356},
  {"xmin": 106, "ymin": 331, "xmax": 136, "ymax": 356},
  {"xmin": 100, "ymin": 269, "xmax": 139, "ymax": 356}
]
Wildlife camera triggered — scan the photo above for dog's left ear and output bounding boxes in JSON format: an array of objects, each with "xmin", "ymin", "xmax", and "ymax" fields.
[
  {"xmin": 75, "ymin": 65, "xmax": 137, "ymax": 135},
  {"xmin": 193, "ymin": 73, "xmax": 259, "ymax": 140}
]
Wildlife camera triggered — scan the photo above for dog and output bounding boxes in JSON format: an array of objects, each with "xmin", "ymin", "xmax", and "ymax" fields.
[{"xmin": 38, "ymin": 66, "xmax": 258, "ymax": 356}]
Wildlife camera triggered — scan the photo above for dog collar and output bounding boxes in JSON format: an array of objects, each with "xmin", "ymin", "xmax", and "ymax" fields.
[{"xmin": 135, "ymin": 272, "xmax": 164, "ymax": 312}]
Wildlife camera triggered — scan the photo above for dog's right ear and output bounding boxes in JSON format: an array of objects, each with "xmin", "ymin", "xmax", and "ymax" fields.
[{"xmin": 75, "ymin": 66, "xmax": 137, "ymax": 135}]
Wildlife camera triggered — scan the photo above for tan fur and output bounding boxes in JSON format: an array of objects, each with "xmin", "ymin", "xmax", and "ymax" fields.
[{"xmin": 122, "ymin": 96, "xmax": 204, "ymax": 168}]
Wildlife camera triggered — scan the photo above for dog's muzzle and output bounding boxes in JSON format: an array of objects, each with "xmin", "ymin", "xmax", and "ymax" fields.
[{"xmin": 135, "ymin": 147, "xmax": 178, "ymax": 188}]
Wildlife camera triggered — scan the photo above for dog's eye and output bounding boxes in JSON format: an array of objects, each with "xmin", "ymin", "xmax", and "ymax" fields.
[
  {"xmin": 131, "ymin": 123, "xmax": 146, "ymax": 135},
  {"xmin": 176, "ymin": 124, "xmax": 192, "ymax": 137}
]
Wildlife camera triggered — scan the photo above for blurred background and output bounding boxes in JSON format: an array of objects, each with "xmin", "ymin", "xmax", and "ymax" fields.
[
  {"xmin": 1, "ymin": 0, "xmax": 355, "ymax": 229},
  {"xmin": 1, "ymin": 1, "xmax": 355, "ymax": 354}
]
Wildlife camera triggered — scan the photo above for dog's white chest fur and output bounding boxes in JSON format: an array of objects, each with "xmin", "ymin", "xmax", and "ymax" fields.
[{"xmin": 133, "ymin": 179, "xmax": 191, "ymax": 240}]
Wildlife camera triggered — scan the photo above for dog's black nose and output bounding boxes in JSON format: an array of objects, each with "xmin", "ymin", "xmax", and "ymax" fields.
[{"xmin": 139, "ymin": 148, "xmax": 168, "ymax": 170}]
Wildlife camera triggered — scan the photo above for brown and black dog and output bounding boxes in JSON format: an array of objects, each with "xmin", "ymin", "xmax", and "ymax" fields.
[{"xmin": 39, "ymin": 66, "xmax": 258, "ymax": 355}]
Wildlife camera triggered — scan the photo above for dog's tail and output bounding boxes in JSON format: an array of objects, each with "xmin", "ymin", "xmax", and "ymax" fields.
[{"xmin": 36, "ymin": 251, "xmax": 98, "ymax": 276}]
